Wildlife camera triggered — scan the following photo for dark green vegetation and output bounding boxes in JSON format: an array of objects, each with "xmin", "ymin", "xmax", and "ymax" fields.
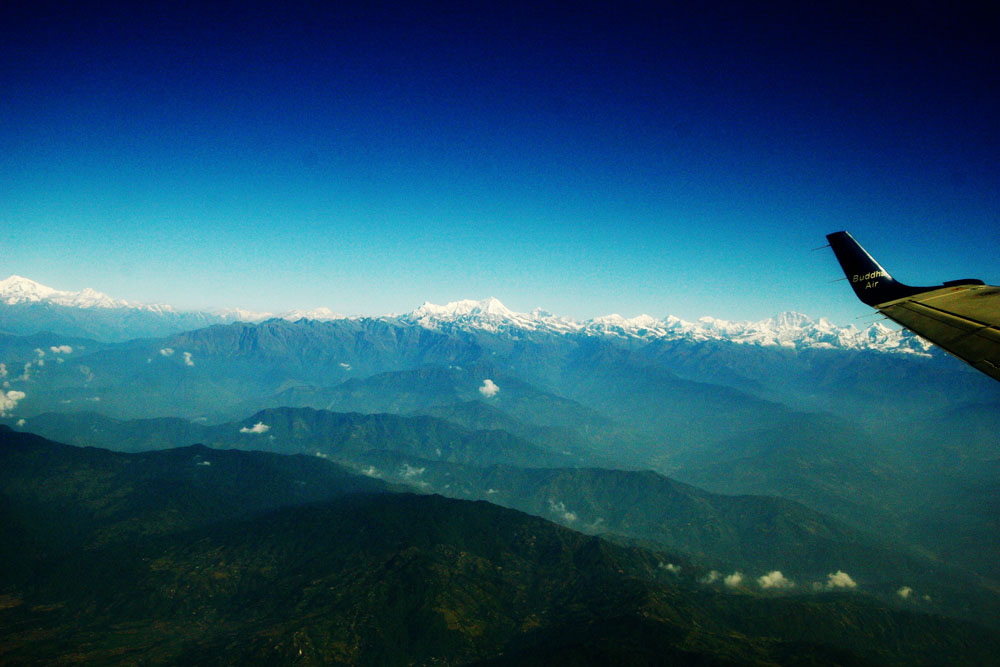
[
  {"xmin": 7, "ymin": 406, "xmax": 998, "ymax": 625},
  {"xmin": 4, "ymin": 427, "xmax": 1000, "ymax": 665}
]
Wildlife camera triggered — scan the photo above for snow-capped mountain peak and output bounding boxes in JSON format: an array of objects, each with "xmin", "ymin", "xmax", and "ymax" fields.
[
  {"xmin": 0, "ymin": 275, "xmax": 58, "ymax": 302},
  {"xmin": 585, "ymin": 313, "xmax": 667, "ymax": 337},
  {"xmin": 411, "ymin": 297, "xmax": 513, "ymax": 319},
  {"xmin": 214, "ymin": 307, "xmax": 276, "ymax": 322},
  {"xmin": 280, "ymin": 307, "xmax": 346, "ymax": 322},
  {"xmin": 0, "ymin": 274, "xmax": 174, "ymax": 311}
]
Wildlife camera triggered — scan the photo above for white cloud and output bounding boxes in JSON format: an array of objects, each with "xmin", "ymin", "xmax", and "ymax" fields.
[
  {"xmin": 0, "ymin": 363, "xmax": 6, "ymax": 378},
  {"xmin": 183, "ymin": 352, "xmax": 194, "ymax": 367},
  {"xmin": 479, "ymin": 378, "xmax": 499, "ymax": 398},
  {"xmin": 50, "ymin": 345, "xmax": 73, "ymax": 354},
  {"xmin": 897, "ymin": 586, "xmax": 913, "ymax": 600},
  {"xmin": 0, "ymin": 390, "xmax": 26, "ymax": 416},
  {"xmin": 240, "ymin": 421, "xmax": 270, "ymax": 434},
  {"xmin": 758, "ymin": 571, "xmax": 794, "ymax": 589},
  {"xmin": 196, "ymin": 460, "xmax": 212, "ymax": 466},
  {"xmin": 160, "ymin": 348, "xmax": 174, "ymax": 356},
  {"xmin": 700, "ymin": 570, "xmax": 721, "ymax": 584},
  {"xmin": 724, "ymin": 572, "xmax": 744, "ymax": 588},
  {"xmin": 339, "ymin": 362, "xmax": 351, "ymax": 370},
  {"xmin": 35, "ymin": 348, "xmax": 45, "ymax": 358},
  {"xmin": 826, "ymin": 571, "xmax": 857, "ymax": 589},
  {"xmin": 400, "ymin": 463, "xmax": 425, "ymax": 478},
  {"xmin": 659, "ymin": 562, "xmax": 681, "ymax": 575},
  {"xmin": 486, "ymin": 488, "xmax": 498, "ymax": 495},
  {"xmin": 16, "ymin": 418, "xmax": 25, "ymax": 427},
  {"xmin": 548, "ymin": 499, "xmax": 577, "ymax": 522}
]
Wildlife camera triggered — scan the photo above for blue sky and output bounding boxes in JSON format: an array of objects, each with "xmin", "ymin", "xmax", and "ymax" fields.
[{"xmin": 2, "ymin": 1, "xmax": 997, "ymax": 324}]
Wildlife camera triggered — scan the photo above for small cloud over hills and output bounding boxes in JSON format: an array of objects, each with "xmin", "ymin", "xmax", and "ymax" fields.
[
  {"xmin": 240, "ymin": 422, "xmax": 270, "ymax": 434},
  {"xmin": 1, "ymin": 390, "xmax": 26, "ymax": 416},
  {"xmin": 825, "ymin": 571, "xmax": 857, "ymax": 589},
  {"xmin": 548, "ymin": 499, "xmax": 577, "ymax": 522},
  {"xmin": 724, "ymin": 572, "xmax": 744, "ymax": 588},
  {"xmin": 758, "ymin": 571, "xmax": 794, "ymax": 589}
]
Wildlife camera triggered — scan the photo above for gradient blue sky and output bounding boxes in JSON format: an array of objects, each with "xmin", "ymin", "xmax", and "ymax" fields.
[{"xmin": 2, "ymin": 1, "xmax": 997, "ymax": 324}]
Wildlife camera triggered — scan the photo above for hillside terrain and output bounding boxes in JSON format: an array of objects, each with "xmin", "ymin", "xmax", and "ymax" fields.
[{"xmin": 3, "ymin": 427, "xmax": 1000, "ymax": 665}]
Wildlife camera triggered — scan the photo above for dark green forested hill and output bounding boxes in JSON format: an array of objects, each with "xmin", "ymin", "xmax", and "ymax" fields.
[{"xmin": 2, "ymin": 427, "xmax": 1000, "ymax": 665}]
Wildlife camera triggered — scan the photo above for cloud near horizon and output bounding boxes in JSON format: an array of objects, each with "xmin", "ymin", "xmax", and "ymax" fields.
[{"xmin": 479, "ymin": 378, "xmax": 499, "ymax": 397}]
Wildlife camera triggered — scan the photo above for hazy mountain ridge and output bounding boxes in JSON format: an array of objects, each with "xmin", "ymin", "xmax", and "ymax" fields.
[
  {"xmin": 0, "ymin": 407, "xmax": 578, "ymax": 469},
  {"xmin": 3, "ymin": 427, "xmax": 999, "ymax": 665}
]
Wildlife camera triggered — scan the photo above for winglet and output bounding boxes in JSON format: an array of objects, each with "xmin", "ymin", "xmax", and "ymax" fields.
[{"xmin": 825, "ymin": 231, "xmax": 918, "ymax": 307}]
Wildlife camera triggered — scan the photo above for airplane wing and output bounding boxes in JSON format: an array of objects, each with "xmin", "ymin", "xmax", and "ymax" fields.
[{"xmin": 826, "ymin": 231, "xmax": 1000, "ymax": 382}]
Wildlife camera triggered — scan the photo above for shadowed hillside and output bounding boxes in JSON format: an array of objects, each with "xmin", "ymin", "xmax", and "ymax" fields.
[{"xmin": 3, "ymin": 428, "xmax": 1000, "ymax": 665}]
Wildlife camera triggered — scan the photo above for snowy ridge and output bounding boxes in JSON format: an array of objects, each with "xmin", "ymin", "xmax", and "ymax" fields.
[
  {"xmin": 1, "ymin": 276, "xmax": 344, "ymax": 324},
  {"xmin": 399, "ymin": 297, "xmax": 933, "ymax": 355},
  {"xmin": 404, "ymin": 297, "xmax": 583, "ymax": 333},
  {"xmin": 215, "ymin": 307, "xmax": 276, "ymax": 322},
  {"xmin": 280, "ymin": 307, "xmax": 346, "ymax": 322},
  {"xmin": 0, "ymin": 275, "xmax": 176, "ymax": 313},
  {"xmin": 214, "ymin": 307, "xmax": 346, "ymax": 322},
  {"xmin": 1, "ymin": 276, "xmax": 931, "ymax": 354}
]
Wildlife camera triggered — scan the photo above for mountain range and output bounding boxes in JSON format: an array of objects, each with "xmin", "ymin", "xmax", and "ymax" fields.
[
  {"xmin": 1, "ymin": 274, "xmax": 934, "ymax": 354},
  {"xmin": 4, "ymin": 427, "xmax": 1000, "ymax": 665}
]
